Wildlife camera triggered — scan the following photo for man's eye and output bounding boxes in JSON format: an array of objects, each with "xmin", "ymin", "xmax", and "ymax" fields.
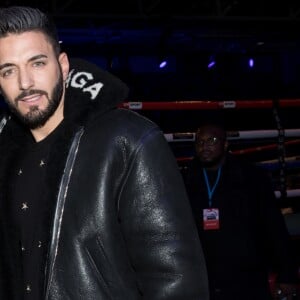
[
  {"xmin": 1, "ymin": 69, "xmax": 14, "ymax": 77},
  {"xmin": 197, "ymin": 137, "xmax": 219, "ymax": 146},
  {"xmin": 33, "ymin": 61, "xmax": 45, "ymax": 67},
  {"xmin": 208, "ymin": 137, "xmax": 218, "ymax": 144}
]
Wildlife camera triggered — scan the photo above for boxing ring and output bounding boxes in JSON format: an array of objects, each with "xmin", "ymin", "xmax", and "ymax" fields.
[
  {"xmin": 120, "ymin": 99, "xmax": 300, "ymax": 110},
  {"xmin": 119, "ymin": 99, "xmax": 300, "ymax": 202}
]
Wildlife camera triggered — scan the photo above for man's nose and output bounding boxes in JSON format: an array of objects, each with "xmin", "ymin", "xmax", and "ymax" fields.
[{"xmin": 19, "ymin": 68, "xmax": 33, "ymax": 90}]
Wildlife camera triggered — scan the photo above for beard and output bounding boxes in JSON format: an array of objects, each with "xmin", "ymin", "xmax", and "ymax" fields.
[{"xmin": 2, "ymin": 70, "xmax": 64, "ymax": 130}]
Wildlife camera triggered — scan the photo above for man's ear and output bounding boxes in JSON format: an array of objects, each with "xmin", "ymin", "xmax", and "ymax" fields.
[{"xmin": 59, "ymin": 52, "xmax": 70, "ymax": 81}]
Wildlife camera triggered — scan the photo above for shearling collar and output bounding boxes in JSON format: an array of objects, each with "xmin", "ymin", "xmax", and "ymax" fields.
[{"xmin": 64, "ymin": 57, "xmax": 129, "ymax": 124}]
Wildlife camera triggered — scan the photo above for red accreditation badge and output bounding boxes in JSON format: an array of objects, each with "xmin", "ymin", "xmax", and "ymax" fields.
[{"xmin": 203, "ymin": 208, "xmax": 220, "ymax": 230}]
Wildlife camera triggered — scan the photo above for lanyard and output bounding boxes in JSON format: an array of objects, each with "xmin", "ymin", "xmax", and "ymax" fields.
[{"xmin": 203, "ymin": 167, "xmax": 221, "ymax": 207}]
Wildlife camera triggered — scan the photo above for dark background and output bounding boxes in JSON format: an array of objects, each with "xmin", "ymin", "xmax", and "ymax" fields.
[
  {"xmin": 1, "ymin": 0, "xmax": 300, "ymax": 211},
  {"xmin": 2, "ymin": 0, "xmax": 300, "ymax": 102}
]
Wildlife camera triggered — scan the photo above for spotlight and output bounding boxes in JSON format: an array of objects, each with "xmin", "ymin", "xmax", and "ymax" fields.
[
  {"xmin": 207, "ymin": 56, "xmax": 216, "ymax": 69},
  {"xmin": 248, "ymin": 58, "xmax": 254, "ymax": 68},
  {"xmin": 159, "ymin": 59, "xmax": 168, "ymax": 69},
  {"xmin": 208, "ymin": 61, "xmax": 216, "ymax": 68}
]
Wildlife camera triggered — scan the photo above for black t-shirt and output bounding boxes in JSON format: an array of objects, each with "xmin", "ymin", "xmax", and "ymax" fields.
[{"xmin": 9, "ymin": 122, "xmax": 64, "ymax": 299}]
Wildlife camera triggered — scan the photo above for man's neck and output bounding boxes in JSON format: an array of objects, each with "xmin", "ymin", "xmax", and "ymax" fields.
[{"xmin": 204, "ymin": 165, "xmax": 220, "ymax": 172}]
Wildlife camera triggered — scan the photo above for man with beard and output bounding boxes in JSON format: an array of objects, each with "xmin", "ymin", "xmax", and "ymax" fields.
[
  {"xmin": 0, "ymin": 6, "xmax": 209, "ymax": 300},
  {"xmin": 182, "ymin": 122, "xmax": 299, "ymax": 300}
]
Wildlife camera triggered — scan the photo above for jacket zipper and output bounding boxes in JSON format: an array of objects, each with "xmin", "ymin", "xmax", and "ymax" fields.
[{"xmin": 45, "ymin": 126, "xmax": 84, "ymax": 299}]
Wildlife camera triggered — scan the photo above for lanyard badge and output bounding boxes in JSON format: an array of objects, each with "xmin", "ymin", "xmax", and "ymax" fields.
[
  {"xmin": 202, "ymin": 167, "xmax": 221, "ymax": 230},
  {"xmin": 203, "ymin": 208, "xmax": 220, "ymax": 230}
]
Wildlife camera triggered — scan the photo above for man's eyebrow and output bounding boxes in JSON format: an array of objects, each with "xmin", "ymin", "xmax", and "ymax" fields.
[
  {"xmin": 28, "ymin": 54, "xmax": 48, "ymax": 62},
  {"xmin": 0, "ymin": 63, "xmax": 14, "ymax": 71},
  {"xmin": 0, "ymin": 54, "xmax": 48, "ymax": 71}
]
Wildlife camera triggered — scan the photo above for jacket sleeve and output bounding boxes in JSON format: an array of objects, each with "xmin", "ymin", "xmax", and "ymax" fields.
[{"xmin": 118, "ymin": 127, "xmax": 209, "ymax": 299}]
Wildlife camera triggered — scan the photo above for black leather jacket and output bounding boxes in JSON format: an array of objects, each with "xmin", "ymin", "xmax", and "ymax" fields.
[{"xmin": 0, "ymin": 59, "xmax": 209, "ymax": 299}]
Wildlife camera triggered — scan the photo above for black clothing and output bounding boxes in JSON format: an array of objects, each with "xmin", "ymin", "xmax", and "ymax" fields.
[
  {"xmin": 0, "ymin": 58, "xmax": 209, "ymax": 300},
  {"xmin": 183, "ymin": 154, "xmax": 298, "ymax": 300},
  {"xmin": 9, "ymin": 121, "xmax": 65, "ymax": 299}
]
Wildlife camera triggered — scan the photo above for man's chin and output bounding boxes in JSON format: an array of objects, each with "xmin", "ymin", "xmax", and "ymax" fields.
[{"xmin": 18, "ymin": 111, "xmax": 47, "ymax": 129}]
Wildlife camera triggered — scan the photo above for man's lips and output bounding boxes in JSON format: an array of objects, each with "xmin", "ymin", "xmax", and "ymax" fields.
[
  {"xmin": 19, "ymin": 94, "xmax": 42, "ymax": 103},
  {"xmin": 201, "ymin": 150, "xmax": 212, "ymax": 156}
]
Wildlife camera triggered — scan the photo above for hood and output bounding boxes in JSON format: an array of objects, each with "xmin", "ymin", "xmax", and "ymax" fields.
[{"xmin": 64, "ymin": 57, "xmax": 129, "ymax": 122}]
